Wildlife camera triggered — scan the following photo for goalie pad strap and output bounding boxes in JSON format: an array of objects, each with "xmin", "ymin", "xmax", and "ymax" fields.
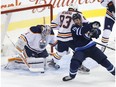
[{"xmin": 8, "ymin": 57, "xmax": 22, "ymax": 62}]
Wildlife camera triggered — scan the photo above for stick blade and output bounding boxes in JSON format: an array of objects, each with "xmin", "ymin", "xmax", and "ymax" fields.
[{"xmin": 29, "ymin": 68, "xmax": 44, "ymax": 73}]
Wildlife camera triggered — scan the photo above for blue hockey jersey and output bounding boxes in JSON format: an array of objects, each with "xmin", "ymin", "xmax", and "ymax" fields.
[{"xmin": 71, "ymin": 23, "xmax": 101, "ymax": 51}]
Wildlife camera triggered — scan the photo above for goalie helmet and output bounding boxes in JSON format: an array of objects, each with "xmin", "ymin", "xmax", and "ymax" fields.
[
  {"xmin": 39, "ymin": 25, "xmax": 51, "ymax": 49},
  {"xmin": 68, "ymin": 3, "xmax": 78, "ymax": 11},
  {"xmin": 41, "ymin": 25, "xmax": 51, "ymax": 38}
]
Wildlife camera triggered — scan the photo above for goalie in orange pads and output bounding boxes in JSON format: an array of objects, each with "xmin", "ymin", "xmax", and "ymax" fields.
[{"xmin": 5, "ymin": 25, "xmax": 57, "ymax": 70}]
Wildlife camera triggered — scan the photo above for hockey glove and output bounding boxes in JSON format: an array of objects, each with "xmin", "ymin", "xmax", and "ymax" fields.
[
  {"xmin": 90, "ymin": 28, "xmax": 101, "ymax": 39},
  {"xmin": 91, "ymin": 21, "xmax": 101, "ymax": 29},
  {"xmin": 107, "ymin": 1, "xmax": 115, "ymax": 13}
]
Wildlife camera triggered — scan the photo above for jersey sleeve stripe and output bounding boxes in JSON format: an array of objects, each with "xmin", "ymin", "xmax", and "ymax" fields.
[
  {"xmin": 76, "ymin": 27, "xmax": 82, "ymax": 36},
  {"xmin": 106, "ymin": 10, "xmax": 115, "ymax": 19},
  {"xmin": 57, "ymin": 33, "xmax": 72, "ymax": 37},
  {"xmin": 19, "ymin": 35, "xmax": 27, "ymax": 42}
]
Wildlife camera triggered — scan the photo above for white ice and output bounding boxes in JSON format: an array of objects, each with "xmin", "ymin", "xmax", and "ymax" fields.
[{"xmin": 1, "ymin": 17, "xmax": 116, "ymax": 87}]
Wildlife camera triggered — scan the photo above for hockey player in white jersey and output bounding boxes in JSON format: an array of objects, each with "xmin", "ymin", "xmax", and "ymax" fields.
[
  {"xmin": 101, "ymin": 0, "xmax": 115, "ymax": 52},
  {"xmin": 50, "ymin": 3, "xmax": 90, "ymax": 72},
  {"xmin": 5, "ymin": 25, "xmax": 56, "ymax": 71}
]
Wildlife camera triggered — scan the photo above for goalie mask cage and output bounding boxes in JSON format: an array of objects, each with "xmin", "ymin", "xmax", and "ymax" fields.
[{"xmin": 1, "ymin": 4, "xmax": 53, "ymax": 57}]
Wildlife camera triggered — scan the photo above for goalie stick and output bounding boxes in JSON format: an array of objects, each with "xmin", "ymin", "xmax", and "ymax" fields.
[
  {"xmin": 43, "ymin": 16, "xmax": 54, "ymax": 54},
  {"xmin": 96, "ymin": 42, "xmax": 115, "ymax": 51},
  {"xmin": 18, "ymin": 52, "xmax": 45, "ymax": 73},
  {"xmin": 5, "ymin": 34, "xmax": 45, "ymax": 73}
]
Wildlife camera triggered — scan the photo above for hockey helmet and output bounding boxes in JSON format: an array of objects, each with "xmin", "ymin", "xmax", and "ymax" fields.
[
  {"xmin": 72, "ymin": 13, "xmax": 81, "ymax": 20},
  {"xmin": 68, "ymin": 3, "xmax": 78, "ymax": 11},
  {"xmin": 41, "ymin": 25, "xmax": 51, "ymax": 37}
]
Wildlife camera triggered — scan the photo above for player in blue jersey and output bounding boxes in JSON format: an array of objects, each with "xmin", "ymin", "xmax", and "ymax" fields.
[{"xmin": 62, "ymin": 13, "xmax": 115, "ymax": 81}]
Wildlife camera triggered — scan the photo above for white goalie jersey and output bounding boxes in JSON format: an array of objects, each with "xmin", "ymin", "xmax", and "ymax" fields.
[
  {"xmin": 6, "ymin": 25, "xmax": 56, "ymax": 70},
  {"xmin": 51, "ymin": 11, "xmax": 88, "ymax": 42},
  {"xmin": 16, "ymin": 25, "xmax": 56, "ymax": 53}
]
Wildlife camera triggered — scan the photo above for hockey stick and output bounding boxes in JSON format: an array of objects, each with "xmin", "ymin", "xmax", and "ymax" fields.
[
  {"xmin": 96, "ymin": 42, "xmax": 115, "ymax": 51},
  {"xmin": 6, "ymin": 34, "xmax": 45, "ymax": 73},
  {"xmin": 43, "ymin": 16, "xmax": 54, "ymax": 54},
  {"xmin": 18, "ymin": 52, "xmax": 44, "ymax": 73}
]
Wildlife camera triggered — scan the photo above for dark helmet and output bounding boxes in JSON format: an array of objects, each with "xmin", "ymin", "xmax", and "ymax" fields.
[{"xmin": 72, "ymin": 13, "xmax": 81, "ymax": 20}]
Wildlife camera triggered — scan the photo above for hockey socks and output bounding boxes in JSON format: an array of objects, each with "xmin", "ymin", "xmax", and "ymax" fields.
[{"xmin": 100, "ymin": 58, "xmax": 115, "ymax": 76}]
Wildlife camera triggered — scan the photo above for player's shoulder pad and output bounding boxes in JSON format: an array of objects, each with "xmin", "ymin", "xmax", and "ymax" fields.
[
  {"xmin": 71, "ymin": 24, "xmax": 80, "ymax": 31},
  {"xmin": 72, "ymin": 24, "xmax": 76, "ymax": 27},
  {"xmin": 30, "ymin": 25, "xmax": 43, "ymax": 33}
]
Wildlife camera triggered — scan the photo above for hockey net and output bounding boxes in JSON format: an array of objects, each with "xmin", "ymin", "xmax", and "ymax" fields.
[{"xmin": 1, "ymin": 4, "xmax": 53, "ymax": 59}]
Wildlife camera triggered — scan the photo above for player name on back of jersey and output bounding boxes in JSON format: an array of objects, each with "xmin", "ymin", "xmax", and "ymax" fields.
[{"xmin": 62, "ymin": 11, "xmax": 73, "ymax": 15}]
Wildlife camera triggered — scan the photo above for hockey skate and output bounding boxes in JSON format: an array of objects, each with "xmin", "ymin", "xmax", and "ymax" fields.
[
  {"xmin": 62, "ymin": 76, "xmax": 75, "ymax": 81},
  {"xmin": 48, "ymin": 59, "xmax": 60, "ymax": 70},
  {"xmin": 78, "ymin": 65, "xmax": 90, "ymax": 73}
]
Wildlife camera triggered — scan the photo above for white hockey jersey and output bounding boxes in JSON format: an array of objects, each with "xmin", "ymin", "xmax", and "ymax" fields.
[
  {"xmin": 51, "ymin": 11, "xmax": 88, "ymax": 42},
  {"xmin": 101, "ymin": 0, "xmax": 115, "ymax": 21},
  {"xmin": 17, "ymin": 25, "xmax": 56, "ymax": 53}
]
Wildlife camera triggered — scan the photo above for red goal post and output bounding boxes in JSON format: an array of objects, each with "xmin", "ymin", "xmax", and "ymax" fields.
[
  {"xmin": 1, "ymin": 4, "xmax": 54, "ymax": 54},
  {"xmin": 1, "ymin": 4, "xmax": 53, "ymax": 21}
]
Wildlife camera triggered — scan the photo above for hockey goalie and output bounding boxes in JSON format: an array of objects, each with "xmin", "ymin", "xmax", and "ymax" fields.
[{"xmin": 5, "ymin": 24, "xmax": 57, "ymax": 72}]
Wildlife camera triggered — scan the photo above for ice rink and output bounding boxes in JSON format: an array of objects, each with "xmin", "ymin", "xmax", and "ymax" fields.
[{"xmin": 1, "ymin": 17, "xmax": 116, "ymax": 87}]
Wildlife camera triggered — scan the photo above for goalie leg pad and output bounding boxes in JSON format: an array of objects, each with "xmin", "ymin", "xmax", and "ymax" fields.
[{"xmin": 6, "ymin": 57, "xmax": 47, "ymax": 71}]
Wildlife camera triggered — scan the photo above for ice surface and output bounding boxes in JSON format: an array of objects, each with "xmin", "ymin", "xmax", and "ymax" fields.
[{"xmin": 1, "ymin": 17, "xmax": 115, "ymax": 87}]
